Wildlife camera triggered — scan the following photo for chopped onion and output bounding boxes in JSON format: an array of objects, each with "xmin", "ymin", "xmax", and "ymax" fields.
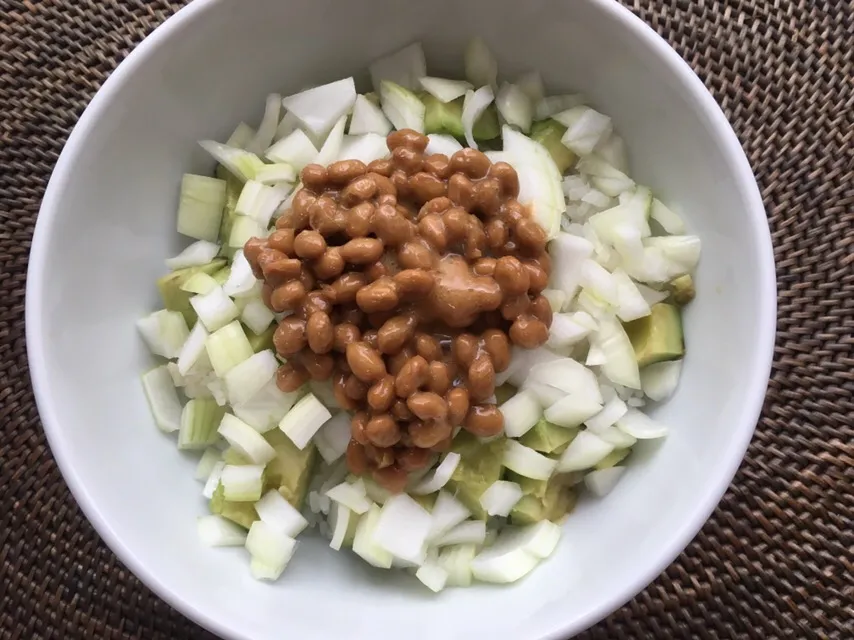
[
  {"xmin": 325, "ymin": 480, "xmax": 372, "ymax": 515},
  {"xmin": 198, "ymin": 141, "xmax": 265, "ymax": 183},
  {"xmin": 650, "ymin": 198, "xmax": 685, "ymax": 234},
  {"xmin": 555, "ymin": 106, "xmax": 613, "ymax": 156},
  {"xmin": 515, "ymin": 70, "xmax": 544, "ymax": 104},
  {"xmin": 373, "ymin": 494, "xmax": 432, "ymax": 565},
  {"xmin": 178, "ymin": 398, "xmax": 224, "ymax": 450},
  {"xmin": 314, "ymin": 115, "xmax": 348, "ymax": 167},
  {"xmin": 205, "ymin": 320, "xmax": 253, "ymax": 377},
  {"xmin": 541, "ymin": 288, "xmax": 568, "ymax": 313},
  {"xmin": 557, "ymin": 430, "xmax": 614, "ymax": 472},
  {"xmin": 496, "ymin": 83, "xmax": 533, "ymax": 133},
  {"xmin": 503, "ymin": 440, "xmax": 557, "ymax": 480},
  {"xmin": 221, "ymin": 464, "xmax": 265, "ymax": 502},
  {"xmin": 225, "ymin": 122, "xmax": 255, "ymax": 149},
  {"xmin": 470, "ymin": 532, "xmax": 542, "ymax": 584},
  {"xmin": 179, "ymin": 272, "xmax": 218, "ymax": 295},
  {"xmin": 548, "ymin": 232, "xmax": 594, "ymax": 300},
  {"xmin": 348, "ymin": 94, "xmax": 393, "ymax": 136},
  {"xmin": 352, "ymin": 504, "xmax": 393, "ymax": 568},
  {"xmin": 579, "ymin": 258, "xmax": 618, "ymax": 305},
  {"xmin": 411, "ymin": 452, "xmax": 461, "ymax": 495},
  {"xmin": 278, "ymin": 392, "xmax": 332, "ymax": 450},
  {"xmin": 336, "ymin": 133, "xmax": 389, "ymax": 165},
  {"xmin": 246, "ymin": 93, "xmax": 282, "ymax": 155},
  {"xmin": 636, "ymin": 282, "xmax": 670, "ymax": 306},
  {"xmin": 416, "ymin": 558, "xmax": 449, "ymax": 593},
  {"xmin": 427, "ymin": 491, "xmax": 471, "ymax": 542},
  {"xmin": 313, "ymin": 412, "xmax": 352, "ymax": 464},
  {"xmin": 233, "ymin": 380, "xmax": 300, "ymax": 433},
  {"xmin": 535, "ymin": 94, "xmax": 585, "ymax": 120},
  {"xmin": 329, "ymin": 503, "xmax": 354, "ymax": 551},
  {"xmin": 465, "ymin": 37, "xmax": 498, "ymax": 87},
  {"xmin": 369, "ymin": 42, "xmax": 426, "ymax": 92},
  {"xmin": 461, "ymin": 86, "xmax": 495, "ymax": 150},
  {"xmin": 197, "ymin": 515, "xmax": 247, "ymax": 547},
  {"xmin": 254, "ymin": 489, "xmax": 308, "ymax": 537},
  {"xmin": 223, "ymin": 349, "xmax": 278, "ymax": 406},
  {"xmin": 645, "ymin": 235, "xmax": 701, "ymax": 274},
  {"xmin": 202, "ymin": 461, "xmax": 226, "ymax": 499},
  {"xmin": 505, "ymin": 346, "xmax": 563, "ymax": 387},
  {"xmin": 190, "ymin": 286, "xmax": 240, "ymax": 333},
  {"xmin": 361, "ymin": 477, "xmax": 392, "ymax": 505},
  {"xmin": 581, "ymin": 188, "xmax": 612, "ymax": 209},
  {"xmin": 380, "ymin": 81, "xmax": 425, "ymax": 133},
  {"xmin": 577, "ymin": 155, "xmax": 635, "ymax": 197},
  {"xmin": 597, "ymin": 425, "xmax": 637, "ymax": 448},
  {"xmin": 176, "ymin": 175, "xmax": 226, "ymax": 242},
  {"xmin": 137, "ymin": 309, "xmax": 189, "ymax": 358},
  {"xmin": 195, "ymin": 447, "xmax": 222, "ymax": 481},
  {"xmin": 308, "ymin": 379, "xmax": 337, "ymax": 409},
  {"xmin": 500, "ymin": 520, "xmax": 563, "ymax": 560},
  {"xmin": 265, "ymin": 128, "xmax": 318, "ymax": 171},
  {"xmin": 595, "ymin": 133, "xmax": 629, "ymax": 172},
  {"xmin": 616, "ymin": 408, "xmax": 668, "ymax": 439},
  {"xmin": 480, "ymin": 480, "xmax": 524, "ymax": 517},
  {"xmin": 544, "ymin": 393, "xmax": 603, "ymax": 428},
  {"xmin": 273, "ymin": 111, "xmax": 299, "ymax": 141},
  {"xmin": 438, "ymin": 544, "xmax": 476, "ymax": 587},
  {"xmin": 584, "ymin": 394, "xmax": 629, "ymax": 433},
  {"xmin": 425, "ymin": 133, "xmax": 463, "ymax": 157},
  {"xmin": 595, "ymin": 315, "xmax": 641, "ymax": 389},
  {"xmin": 527, "ymin": 358, "xmax": 603, "ymax": 404},
  {"xmin": 584, "ymin": 466, "xmax": 626, "ymax": 497},
  {"xmin": 218, "ymin": 413, "xmax": 276, "ymax": 465},
  {"xmin": 641, "ymin": 360, "xmax": 683, "ymax": 401},
  {"xmin": 419, "ymin": 76, "xmax": 473, "ymax": 103},
  {"xmin": 240, "ymin": 298, "xmax": 275, "ymax": 336},
  {"xmin": 548, "ymin": 312, "xmax": 593, "ymax": 350},
  {"xmin": 282, "ymin": 77, "xmax": 356, "ymax": 140},
  {"xmin": 585, "ymin": 343, "xmax": 607, "ymax": 366},
  {"xmin": 254, "ymin": 163, "xmax": 297, "ymax": 186},
  {"xmin": 612, "ymin": 269, "xmax": 652, "ymax": 322},
  {"xmin": 434, "ymin": 520, "xmax": 487, "ymax": 547},
  {"xmin": 523, "ymin": 381, "xmax": 565, "ymax": 408},
  {"xmin": 245, "ymin": 520, "xmax": 297, "ymax": 581},
  {"xmin": 500, "ymin": 389, "xmax": 542, "ymax": 438},
  {"xmin": 140, "ymin": 366, "xmax": 182, "ymax": 433}
]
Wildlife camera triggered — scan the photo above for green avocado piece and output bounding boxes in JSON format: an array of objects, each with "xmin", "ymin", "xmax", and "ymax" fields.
[
  {"xmin": 412, "ymin": 493, "xmax": 438, "ymax": 511},
  {"xmin": 530, "ymin": 119, "xmax": 576, "ymax": 174},
  {"xmin": 422, "ymin": 95, "xmax": 501, "ymax": 142},
  {"xmin": 212, "ymin": 265, "xmax": 231, "ymax": 286},
  {"xmin": 508, "ymin": 471, "xmax": 580, "ymax": 525},
  {"xmin": 494, "ymin": 384, "xmax": 517, "ymax": 406},
  {"xmin": 594, "ymin": 448, "xmax": 630, "ymax": 470},
  {"xmin": 519, "ymin": 418, "xmax": 578, "ymax": 454},
  {"xmin": 446, "ymin": 432, "xmax": 506, "ymax": 519},
  {"xmin": 667, "ymin": 274, "xmax": 696, "ymax": 306},
  {"xmin": 246, "ymin": 323, "xmax": 276, "ymax": 353},
  {"xmin": 156, "ymin": 259, "xmax": 226, "ymax": 326},
  {"xmin": 264, "ymin": 429, "xmax": 317, "ymax": 510},
  {"xmin": 624, "ymin": 302, "xmax": 685, "ymax": 368},
  {"xmin": 210, "ymin": 483, "xmax": 258, "ymax": 530}
]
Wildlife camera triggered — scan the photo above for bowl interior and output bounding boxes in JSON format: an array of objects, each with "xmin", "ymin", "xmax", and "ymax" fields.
[{"xmin": 28, "ymin": 0, "xmax": 774, "ymax": 638}]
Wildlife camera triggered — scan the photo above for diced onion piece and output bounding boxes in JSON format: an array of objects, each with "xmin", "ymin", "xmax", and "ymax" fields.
[
  {"xmin": 223, "ymin": 349, "xmax": 278, "ymax": 406},
  {"xmin": 636, "ymin": 282, "xmax": 670, "ymax": 306},
  {"xmin": 176, "ymin": 175, "xmax": 226, "ymax": 242},
  {"xmin": 221, "ymin": 464, "xmax": 265, "ymax": 502},
  {"xmin": 137, "ymin": 309, "xmax": 189, "ymax": 358},
  {"xmin": 584, "ymin": 466, "xmax": 626, "ymax": 497},
  {"xmin": 499, "ymin": 389, "xmax": 541, "ymax": 437},
  {"xmin": 425, "ymin": 134, "xmax": 463, "ymax": 157},
  {"xmin": 222, "ymin": 252, "xmax": 257, "ymax": 299},
  {"xmin": 313, "ymin": 412, "xmax": 352, "ymax": 464},
  {"xmin": 548, "ymin": 312, "xmax": 593, "ymax": 350},
  {"xmin": 584, "ymin": 394, "xmax": 628, "ymax": 433},
  {"xmin": 245, "ymin": 520, "xmax": 297, "ymax": 581},
  {"xmin": 612, "ymin": 269, "xmax": 651, "ymax": 322},
  {"xmin": 314, "ymin": 115, "xmax": 348, "ymax": 167},
  {"xmin": 505, "ymin": 346, "xmax": 564, "ymax": 387},
  {"xmin": 282, "ymin": 77, "xmax": 356, "ymax": 140},
  {"xmin": 218, "ymin": 413, "xmax": 277, "ymax": 465},
  {"xmin": 308, "ymin": 379, "xmax": 337, "ymax": 409},
  {"xmin": 641, "ymin": 360, "xmax": 683, "ymax": 401},
  {"xmin": 141, "ymin": 366, "xmax": 182, "ymax": 433},
  {"xmin": 480, "ymin": 480, "xmax": 524, "ymax": 517},
  {"xmin": 596, "ymin": 315, "xmax": 642, "ymax": 389},
  {"xmin": 470, "ymin": 525, "xmax": 552, "ymax": 584},
  {"xmin": 515, "ymin": 70, "xmax": 544, "ymax": 104},
  {"xmin": 352, "ymin": 504, "xmax": 393, "ymax": 568},
  {"xmin": 197, "ymin": 515, "xmax": 247, "ymax": 547},
  {"xmin": 416, "ymin": 558, "xmax": 449, "ymax": 593},
  {"xmin": 348, "ymin": 94, "xmax": 393, "ymax": 136},
  {"xmin": 527, "ymin": 358, "xmax": 603, "ymax": 404},
  {"xmin": 225, "ymin": 122, "xmax": 255, "ymax": 149},
  {"xmin": 438, "ymin": 544, "xmax": 476, "ymax": 587},
  {"xmin": 434, "ymin": 520, "xmax": 487, "ymax": 547},
  {"xmin": 240, "ymin": 298, "xmax": 274, "ymax": 336},
  {"xmin": 548, "ymin": 232, "xmax": 594, "ymax": 300},
  {"xmin": 581, "ymin": 188, "xmax": 612, "ymax": 209},
  {"xmin": 199, "ymin": 141, "xmax": 265, "ymax": 183},
  {"xmin": 380, "ymin": 81, "xmax": 425, "ymax": 133},
  {"xmin": 496, "ymin": 83, "xmax": 533, "ymax": 133},
  {"xmin": 254, "ymin": 489, "xmax": 308, "ymax": 537},
  {"xmin": 644, "ymin": 235, "xmax": 701, "ymax": 274},
  {"xmin": 427, "ymin": 491, "xmax": 471, "ymax": 542},
  {"xmin": 369, "ymin": 42, "xmax": 426, "ymax": 92},
  {"xmin": 616, "ymin": 408, "xmax": 668, "ymax": 439},
  {"xmin": 336, "ymin": 133, "xmax": 390, "ymax": 165},
  {"xmin": 555, "ymin": 106, "xmax": 613, "ymax": 156},
  {"xmin": 373, "ymin": 494, "xmax": 432, "ymax": 565},
  {"xmin": 595, "ymin": 134, "xmax": 629, "ymax": 173},
  {"xmin": 503, "ymin": 440, "xmax": 557, "ymax": 480},
  {"xmin": 205, "ymin": 320, "xmax": 253, "ymax": 377},
  {"xmin": 254, "ymin": 163, "xmax": 297, "ymax": 186},
  {"xmin": 325, "ymin": 480, "xmax": 373, "ymax": 515},
  {"xmin": 180, "ymin": 272, "xmax": 218, "ymax": 295},
  {"xmin": 577, "ymin": 155, "xmax": 635, "ymax": 197},
  {"xmin": 464, "ymin": 37, "xmax": 498, "ymax": 87},
  {"xmin": 329, "ymin": 503, "xmax": 354, "ymax": 551},
  {"xmin": 650, "ymin": 198, "xmax": 685, "ymax": 234},
  {"xmin": 195, "ymin": 447, "xmax": 221, "ymax": 481},
  {"xmin": 523, "ymin": 382, "xmax": 565, "ymax": 408},
  {"xmin": 278, "ymin": 393, "xmax": 332, "ymax": 450},
  {"xmin": 419, "ymin": 76, "xmax": 473, "ymax": 103},
  {"xmin": 202, "ymin": 461, "xmax": 226, "ymax": 499},
  {"xmin": 579, "ymin": 258, "xmax": 619, "ymax": 305},
  {"xmin": 541, "ymin": 288, "xmax": 567, "ymax": 313},
  {"xmin": 246, "ymin": 93, "xmax": 281, "ymax": 155},
  {"xmin": 535, "ymin": 94, "xmax": 586, "ymax": 120},
  {"xmin": 589, "ymin": 204, "xmax": 651, "ymax": 250},
  {"xmin": 544, "ymin": 393, "xmax": 603, "ymax": 428},
  {"xmin": 265, "ymin": 128, "xmax": 318, "ymax": 171},
  {"xmin": 273, "ymin": 111, "xmax": 299, "ymax": 142},
  {"xmin": 191, "ymin": 287, "xmax": 240, "ymax": 333},
  {"xmin": 233, "ymin": 380, "xmax": 300, "ymax": 433},
  {"xmin": 361, "ymin": 477, "xmax": 392, "ymax": 505},
  {"xmin": 461, "ymin": 86, "xmax": 494, "ymax": 150},
  {"xmin": 178, "ymin": 398, "xmax": 224, "ymax": 450},
  {"xmin": 411, "ymin": 452, "xmax": 461, "ymax": 495},
  {"xmin": 597, "ymin": 425, "xmax": 637, "ymax": 448},
  {"xmin": 557, "ymin": 430, "xmax": 614, "ymax": 471}
]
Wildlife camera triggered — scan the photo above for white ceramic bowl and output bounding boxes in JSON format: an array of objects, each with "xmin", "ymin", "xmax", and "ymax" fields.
[{"xmin": 27, "ymin": 0, "xmax": 776, "ymax": 638}]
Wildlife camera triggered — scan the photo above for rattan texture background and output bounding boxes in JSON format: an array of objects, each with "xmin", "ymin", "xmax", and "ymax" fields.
[{"xmin": 1, "ymin": 0, "xmax": 852, "ymax": 638}]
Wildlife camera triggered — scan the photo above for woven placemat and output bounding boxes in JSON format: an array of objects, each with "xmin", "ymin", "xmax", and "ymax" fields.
[{"xmin": 1, "ymin": 0, "xmax": 852, "ymax": 637}]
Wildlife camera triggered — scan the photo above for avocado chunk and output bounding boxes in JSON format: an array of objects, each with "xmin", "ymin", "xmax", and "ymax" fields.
[
  {"xmin": 446, "ymin": 431, "xmax": 506, "ymax": 519},
  {"xmin": 667, "ymin": 274, "xmax": 696, "ymax": 306},
  {"xmin": 494, "ymin": 383, "xmax": 517, "ymax": 406},
  {"xmin": 422, "ymin": 95, "xmax": 500, "ymax": 142},
  {"xmin": 210, "ymin": 483, "xmax": 258, "ymax": 529},
  {"xmin": 530, "ymin": 119, "xmax": 576, "ymax": 174},
  {"xmin": 508, "ymin": 471, "xmax": 579, "ymax": 525},
  {"xmin": 519, "ymin": 418, "xmax": 578, "ymax": 455},
  {"xmin": 264, "ymin": 429, "xmax": 317, "ymax": 510},
  {"xmin": 247, "ymin": 323, "xmax": 276, "ymax": 353},
  {"xmin": 156, "ymin": 259, "xmax": 226, "ymax": 326},
  {"xmin": 411, "ymin": 492, "xmax": 438, "ymax": 511},
  {"xmin": 594, "ymin": 448, "xmax": 630, "ymax": 470},
  {"xmin": 624, "ymin": 302, "xmax": 685, "ymax": 368},
  {"xmin": 212, "ymin": 265, "xmax": 231, "ymax": 286}
]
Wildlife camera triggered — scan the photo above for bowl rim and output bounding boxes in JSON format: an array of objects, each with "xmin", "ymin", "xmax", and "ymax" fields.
[{"xmin": 26, "ymin": 0, "xmax": 777, "ymax": 637}]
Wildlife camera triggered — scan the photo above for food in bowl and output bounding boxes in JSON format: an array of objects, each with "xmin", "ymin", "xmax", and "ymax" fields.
[{"xmin": 136, "ymin": 39, "xmax": 700, "ymax": 591}]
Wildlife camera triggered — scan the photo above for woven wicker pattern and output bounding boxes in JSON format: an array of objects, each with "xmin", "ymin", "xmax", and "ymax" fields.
[{"xmin": 1, "ymin": 0, "xmax": 851, "ymax": 637}]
